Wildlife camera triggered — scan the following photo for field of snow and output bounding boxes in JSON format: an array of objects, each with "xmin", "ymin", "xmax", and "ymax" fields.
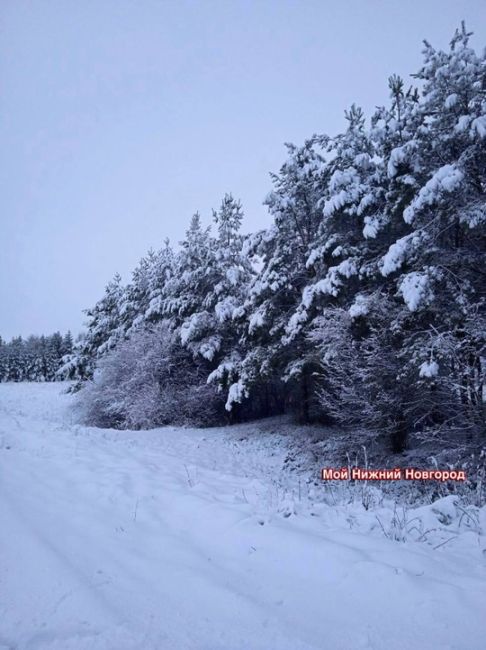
[{"xmin": 1, "ymin": 382, "xmax": 485, "ymax": 650}]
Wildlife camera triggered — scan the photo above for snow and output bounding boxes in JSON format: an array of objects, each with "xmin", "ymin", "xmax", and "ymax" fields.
[
  {"xmin": 399, "ymin": 271, "xmax": 433, "ymax": 311},
  {"xmin": 322, "ymin": 168, "xmax": 360, "ymax": 217},
  {"xmin": 214, "ymin": 296, "xmax": 239, "ymax": 322},
  {"xmin": 248, "ymin": 308, "xmax": 266, "ymax": 334},
  {"xmin": 403, "ymin": 164, "xmax": 464, "ymax": 224},
  {"xmin": 454, "ymin": 115, "xmax": 471, "ymax": 133},
  {"xmin": 225, "ymin": 268, "xmax": 240, "ymax": 286},
  {"xmin": 471, "ymin": 115, "xmax": 486, "ymax": 138},
  {"xmin": 445, "ymin": 93, "xmax": 459, "ymax": 109},
  {"xmin": 1, "ymin": 383, "xmax": 486, "ymax": 650},
  {"xmin": 207, "ymin": 361, "xmax": 236, "ymax": 387},
  {"xmin": 284, "ymin": 308, "xmax": 308, "ymax": 341},
  {"xmin": 180, "ymin": 312, "xmax": 211, "ymax": 346},
  {"xmin": 306, "ymin": 241, "xmax": 339, "ymax": 269},
  {"xmin": 225, "ymin": 379, "xmax": 248, "ymax": 410},
  {"xmin": 387, "ymin": 145, "xmax": 407, "ymax": 178},
  {"xmin": 419, "ymin": 360, "xmax": 439, "ymax": 378},
  {"xmin": 331, "ymin": 245, "xmax": 344, "ymax": 258},
  {"xmin": 302, "ymin": 260, "xmax": 358, "ymax": 305},
  {"xmin": 381, "ymin": 234, "xmax": 413, "ymax": 276},
  {"xmin": 198, "ymin": 336, "xmax": 221, "ymax": 361},
  {"xmin": 362, "ymin": 215, "xmax": 381, "ymax": 239},
  {"xmin": 349, "ymin": 294, "xmax": 369, "ymax": 319}
]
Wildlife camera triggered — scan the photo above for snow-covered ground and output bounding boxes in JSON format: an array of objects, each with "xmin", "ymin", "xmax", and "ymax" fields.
[{"xmin": 1, "ymin": 383, "xmax": 485, "ymax": 650}]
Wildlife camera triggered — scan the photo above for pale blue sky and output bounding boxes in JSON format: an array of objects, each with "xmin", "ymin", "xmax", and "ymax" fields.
[{"xmin": 1, "ymin": 0, "xmax": 485, "ymax": 339}]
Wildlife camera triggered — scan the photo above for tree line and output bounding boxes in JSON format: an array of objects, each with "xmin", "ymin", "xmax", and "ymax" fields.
[
  {"xmin": 0, "ymin": 332, "xmax": 73, "ymax": 382},
  {"xmin": 62, "ymin": 25, "xmax": 484, "ymax": 452}
]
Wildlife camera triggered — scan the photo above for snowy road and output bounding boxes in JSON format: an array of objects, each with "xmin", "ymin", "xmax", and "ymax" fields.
[{"xmin": 1, "ymin": 383, "xmax": 485, "ymax": 650}]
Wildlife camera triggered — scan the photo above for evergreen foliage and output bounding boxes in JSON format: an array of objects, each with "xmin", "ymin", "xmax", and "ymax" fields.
[
  {"xmin": 0, "ymin": 332, "xmax": 73, "ymax": 382},
  {"xmin": 56, "ymin": 25, "xmax": 484, "ymax": 444}
]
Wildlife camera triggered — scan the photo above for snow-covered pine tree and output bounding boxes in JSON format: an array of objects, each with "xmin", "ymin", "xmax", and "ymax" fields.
[
  {"xmin": 61, "ymin": 331, "xmax": 73, "ymax": 357},
  {"xmin": 304, "ymin": 87, "xmax": 422, "ymax": 450},
  {"xmin": 165, "ymin": 198, "xmax": 253, "ymax": 397},
  {"xmin": 204, "ymin": 195, "xmax": 255, "ymax": 411},
  {"xmin": 228, "ymin": 141, "xmax": 329, "ymax": 421},
  {"xmin": 286, "ymin": 105, "xmax": 377, "ymax": 331},
  {"xmin": 0, "ymin": 333, "xmax": 70, "ymax": 382},
  {"xmin": 376, "ymin": 23, "xmax": 486, "ymax": 439},
  {"xmin": 61, "ymin": 22, "xmax": 485, "ymax": 443},
  {"xmin": 60, "ymin": 273, "xmax": 125, "ymax": 381},
  {"xmin": 117, "ymin": 253, "xmax": 154, "ymax": 336},
  {"xmin": 143, "ymin": 239, "xmax": 175, "ymax": 324},
  {"xmin": 0, "ymin": 336, "xmax": 4, "ymax": 381}
]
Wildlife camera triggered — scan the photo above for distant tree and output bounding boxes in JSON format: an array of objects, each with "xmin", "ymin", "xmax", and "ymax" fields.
[{"xmin": 0, "ymin": 331, "xmax": 73, "ymax": 382}]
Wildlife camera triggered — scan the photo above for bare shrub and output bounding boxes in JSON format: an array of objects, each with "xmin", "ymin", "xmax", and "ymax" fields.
[{"xmin": 75, "ymin": 322, "xmax": 225, "ymax": 429}]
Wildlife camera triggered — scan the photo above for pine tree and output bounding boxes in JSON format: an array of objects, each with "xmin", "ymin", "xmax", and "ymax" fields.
[
  {"xmin": 62, "ymin": 274, "xmax": 125, "ymax": 380},
  {"xmin": 61, "ymin": 331, "xmax": 73, "ymax": 356},
  {"xmin": 229, "ymin": 141, "xmax": 328, "ymax": 420},
  {"xmin": 143, "ymin": 240, "xmax": 175, "ymax": 323},
  {"xmin": 61, "ymin": 22, "xmax": 485, "ymax": 444}
]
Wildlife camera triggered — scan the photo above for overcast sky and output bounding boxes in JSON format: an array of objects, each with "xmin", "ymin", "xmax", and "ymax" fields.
[{"xmin": 1, "ymin": 0, "xmax": 485, "ymax": 339}]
